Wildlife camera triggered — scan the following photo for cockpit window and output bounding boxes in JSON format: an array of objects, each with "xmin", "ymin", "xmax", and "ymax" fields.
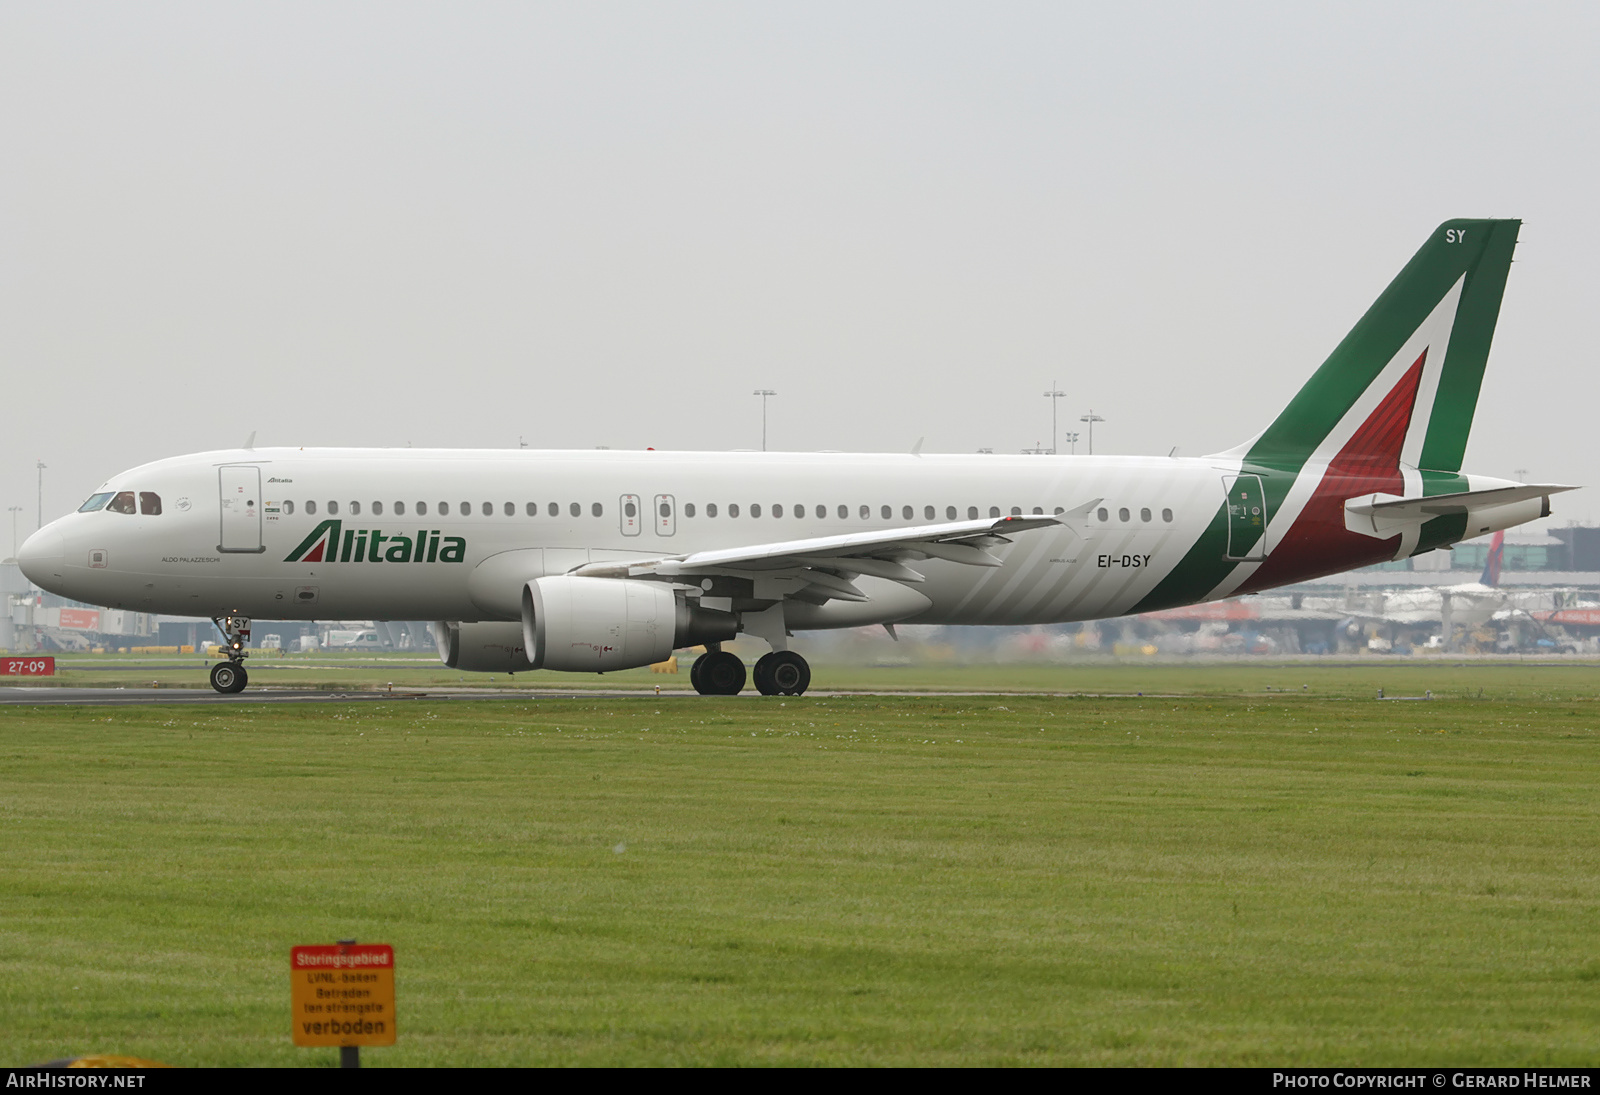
[
  {"xmin": 139, "ymin": 492, "xmax": 162, "ymax": 515},
  {"xmin": 107, "ymin": 491, "xmax": 137, "ymax": 514},
  {"xmin": 78, "ymin": 492, "xmax": 114, "ymax": 513}
]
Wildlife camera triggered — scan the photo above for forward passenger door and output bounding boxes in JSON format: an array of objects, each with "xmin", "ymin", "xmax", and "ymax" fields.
[{"xmin": 218, "ymin": 466, "xmax": 264, "ymax": 553}]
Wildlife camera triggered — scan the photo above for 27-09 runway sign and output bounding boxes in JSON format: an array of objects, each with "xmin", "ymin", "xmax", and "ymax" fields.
[{"xmin": 290, "ymin": 944, "xmax": 397, "ymax": 1046}]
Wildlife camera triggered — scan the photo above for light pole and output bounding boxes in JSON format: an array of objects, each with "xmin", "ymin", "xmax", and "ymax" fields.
[
  {"xmin": 1062, "ymin": 431, "xmax": 1080, "ymax": 456},
  {"xmin": 7, "ymin": 506, "xmax": 21, "ymax": 560},
  {"xmin": 753, "ymin": 390, "xmax": 776, "ymax": 451},
  {"xmin": 36, "ymin": 460, "xmax": 46, "ymax": 529},
  {"xmin": 1079, "ymin": 412, "xmax": 1105, "ymax": 455},
  {"xmin": 1043, "ymin": 383, "xmax": 1065, "ymax": 454}
]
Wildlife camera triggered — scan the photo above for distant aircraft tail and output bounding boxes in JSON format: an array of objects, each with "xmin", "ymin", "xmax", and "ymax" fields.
[
  {"xmin": 1230, "ymin": 219, "xmax": 1520, "ymax": 476},
  {"xmin": 1479, "ymin": 530, "xmax": 1505, "ymax": 588}
]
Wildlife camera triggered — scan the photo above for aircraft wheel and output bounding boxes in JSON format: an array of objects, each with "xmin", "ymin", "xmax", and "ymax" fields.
[
  {"xmin": 753, "ymin": 651, "xmax": 809, "ymax": 696},
  {"xmin": 695, "ymin": 651, "xmax": 746, "ymax": 695},
  {"xmin": 210, "ymin": 662, "xmax": 248, "ymax": 694}
]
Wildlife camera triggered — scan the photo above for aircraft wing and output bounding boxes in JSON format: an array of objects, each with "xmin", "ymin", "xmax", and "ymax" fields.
[{"xmin": 573, "ymin": 513, "xmax": 1068, "ymax": 602}]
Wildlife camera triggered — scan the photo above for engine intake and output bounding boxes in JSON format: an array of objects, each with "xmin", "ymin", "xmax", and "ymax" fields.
[{"xmin": 522, "ymin": 576, "xmax": 737, "ymax": 672}]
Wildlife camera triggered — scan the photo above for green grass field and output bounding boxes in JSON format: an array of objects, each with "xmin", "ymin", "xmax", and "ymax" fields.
[{"xmin": 2, "ymin": 664, "xmax": 1599, "ymax": 1065}]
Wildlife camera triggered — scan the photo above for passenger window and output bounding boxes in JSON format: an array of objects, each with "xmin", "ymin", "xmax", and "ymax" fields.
[
  {"xmin": 859, "ymin": 505, "xmax": 869, "ymax": 519},
  {"xmin": 881, "ymin": 505, "xmax": 891, "ymax": 520},
  {"xmin": 1097, "ymin": 507, "xmax": 1109, "ymax": 522},
  {"xmin": 329, "ymin": 501, "xmax": 340, "ymax": 516},
  {"xmin": 459, "ymin": 502, "xmax": 470, "ymax": 517},
  {"xmin": 439, "ymin": 502, "xmax": 449, "ymax": 516},
  {"xmin": 1162, "ymin": 508, "xmax": 1173, "ymax": 522},
  {"xmin": 1140, "ymin": 508, "xmax": 1151, "ymax": 522},
  {"xmin": 685, "ymin": 503, "xmax": 696, "ymax": 518},
  {"xmin": 1054, "ymin": 507, "xmax": 1064, "ymax": 516},
  {"xmin": 924, "ymin": 506, "xmax": 935, "ymax": 521},
  {"xmin": 624, "ymin": 500, "xmax": 637, "ymax": 518},
  {"xmin": 1010, "ymin": 507, "xmax": 1022, "ymax": 516},
  {"xmin": 350, "ymin": 501, "xmax": 361, "ymax": 516},
  {"xmin": 77, "ymin": 492, "xmax": 114, "ymax": 513},
  {"xmin": 505, "ymin": 502, "xmax": 515, "ymax": 517},
  {"xmin": 793, "ymin": 504, "xmax": 803, "ymax": 518},
  {"xmin": 524, "ymin": 503, "xmax": 535, "ymax": 516},
  {"xmin": 838, "ymin": 505, "xmax": 848, "ymax": 519},
  {"xmin": 108, "ymin": 491, "xmax": 136, "ymax": 514},
  {"xmin": 707, "ymin": 503, "xmax": 718, "ymax": 518},
  {"xmin": 570, "ymin": 502, "xmax": 581, "ymax": 517},
  {"xmin": 989, "ymin": 506, "xmax": 999, "ymax": 518},
  {"xmin": 902, "ymin": 506, "xmax": 913, "ymax": 520},
  {"xmin": 967, "ymin": 506, "xmax": 978, "ymax": 519},
  {"xmin": 372, "ymin": 501, "xmax": 384, "ymax": 516},
  {"xmin": 751, "ymin": 504, "xmax": 762, "ymax": 518},
  {"xmin": 1119, "ymin": 508, "xmax": 1130, "ymax": 522},
  {"xmin": 946, "ymin": 506, "xmax": 956, "ymax": 520},
  {"xmin": 283, "ymin": 500, "xmax": 295, "ymax": 515},
  {"xmin": 773, "ymin": 504, "xmax": 784, "ymax": 518},
  {"xmin": 417, "ymin": 502, "xmax": 428, "ymax": 516},
  {"xmin": 394, "ymin": 501, "xmax": 405, "ymax": 516},
  {"xmin": 137, "ymin": 492, "xmax": 162, "ymax": 515},
  {"xmin": 1032, "ymin": 507, "xmax": 1043, "ymax": 515},
  {"xmin": 728, "ymin": 504, "xmax": 739, "ymax": 517},
  {"xmin": 307, "ymin": 501, "xmax": 318, "ymax": 515},
  {"xmin": 548, "ymin": 502, "xmax": 559, "ymax": 517},
  {"xmin": 482, "ymin": 502, "xmax": 493, "ymax": 517},
  {"xmin": 593, "ymin": 502, "xmax": 604, "ymax": 517}
]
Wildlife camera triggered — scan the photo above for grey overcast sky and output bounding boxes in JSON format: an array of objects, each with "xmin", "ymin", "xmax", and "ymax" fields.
[{"xmin": 3, "ymin": 1, "xmax": 1597, "ymax": 545}]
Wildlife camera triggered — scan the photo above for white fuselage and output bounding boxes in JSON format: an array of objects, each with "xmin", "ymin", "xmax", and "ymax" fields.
[{"xmin": 23, "ymin": 447, "xmax": 1234, "ymax": 627}]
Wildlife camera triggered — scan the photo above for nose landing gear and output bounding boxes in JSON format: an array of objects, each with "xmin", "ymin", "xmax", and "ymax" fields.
[
  {"xmin": 209, "ymin": 661, "xmax": 248, "ymax": 694},
  {"xmin": 209, "ymin": 615, "xmax": 252, "ymax": 694}
]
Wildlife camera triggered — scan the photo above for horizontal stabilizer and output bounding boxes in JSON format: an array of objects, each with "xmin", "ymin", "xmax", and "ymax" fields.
[
  {"xmin": 1346, "ymin": 484, "xmax": 1576, "ymax": 521},
  {"xmin": 1345, "ymin": 483, "xmax": 1576, "ymax": 542}
]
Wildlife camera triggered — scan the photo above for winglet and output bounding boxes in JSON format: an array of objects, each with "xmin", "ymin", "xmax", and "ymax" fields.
[
  {"xmin": 244, "ymin": 431, "xmax": 256, "ymax": 451},
  {"xmin": 911, "ymin": 437, "xmax": 924, "ymax": 457}
]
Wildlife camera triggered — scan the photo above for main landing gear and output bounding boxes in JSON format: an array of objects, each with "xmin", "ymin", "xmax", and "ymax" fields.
[
  {"xmin": 689, "ymin": 648, "xmax": 810, "ymax": 696},
  {"xmin": 690, "ymin": 649, "xmax": 746, "ymax": 695},
  {"xmin": 753, "ymin": 650, "xmax": 810, "ymax": 696},
  {"xmin": 209, "ymin": 615, "xmax": 251, "ymax": 694}
]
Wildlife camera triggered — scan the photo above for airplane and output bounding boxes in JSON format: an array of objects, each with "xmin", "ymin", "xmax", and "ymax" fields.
[
  {"xmin": 16, "ymin": 218, "xmax": 1577, "ymax": 695},
  {"xmin": 1378, "ymin": 529, "xmax": 1508, "ymax": 628}
]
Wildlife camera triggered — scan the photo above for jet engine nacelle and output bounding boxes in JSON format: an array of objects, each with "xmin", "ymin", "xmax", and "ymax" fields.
[
  {"xmin": 521, "ymin": 576, "xmax": 738, "ymax": 673},
  {"xmin": 432, "ymin": 620, "xmax": 533, "ymax": 673}
]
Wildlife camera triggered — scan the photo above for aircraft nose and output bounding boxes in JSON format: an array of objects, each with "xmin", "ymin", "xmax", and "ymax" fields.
[{"xmin": 16, "ymin": 526, "xmax": 65, "ymax": 588}]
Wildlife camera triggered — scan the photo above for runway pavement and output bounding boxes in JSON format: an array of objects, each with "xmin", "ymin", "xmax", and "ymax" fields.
[
  {"xmin": 0, "ymin": 686, "xmax": 688, "ymax": 706},
  {"xmin": 0, "ymin": 686, "xmax": 1052, "ymax": 706}
]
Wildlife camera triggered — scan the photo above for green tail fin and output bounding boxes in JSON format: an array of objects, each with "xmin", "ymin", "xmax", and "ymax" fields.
[{"xmin": 1241, "ymin": 219, "xmax": 1519, "ymax": 473}]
